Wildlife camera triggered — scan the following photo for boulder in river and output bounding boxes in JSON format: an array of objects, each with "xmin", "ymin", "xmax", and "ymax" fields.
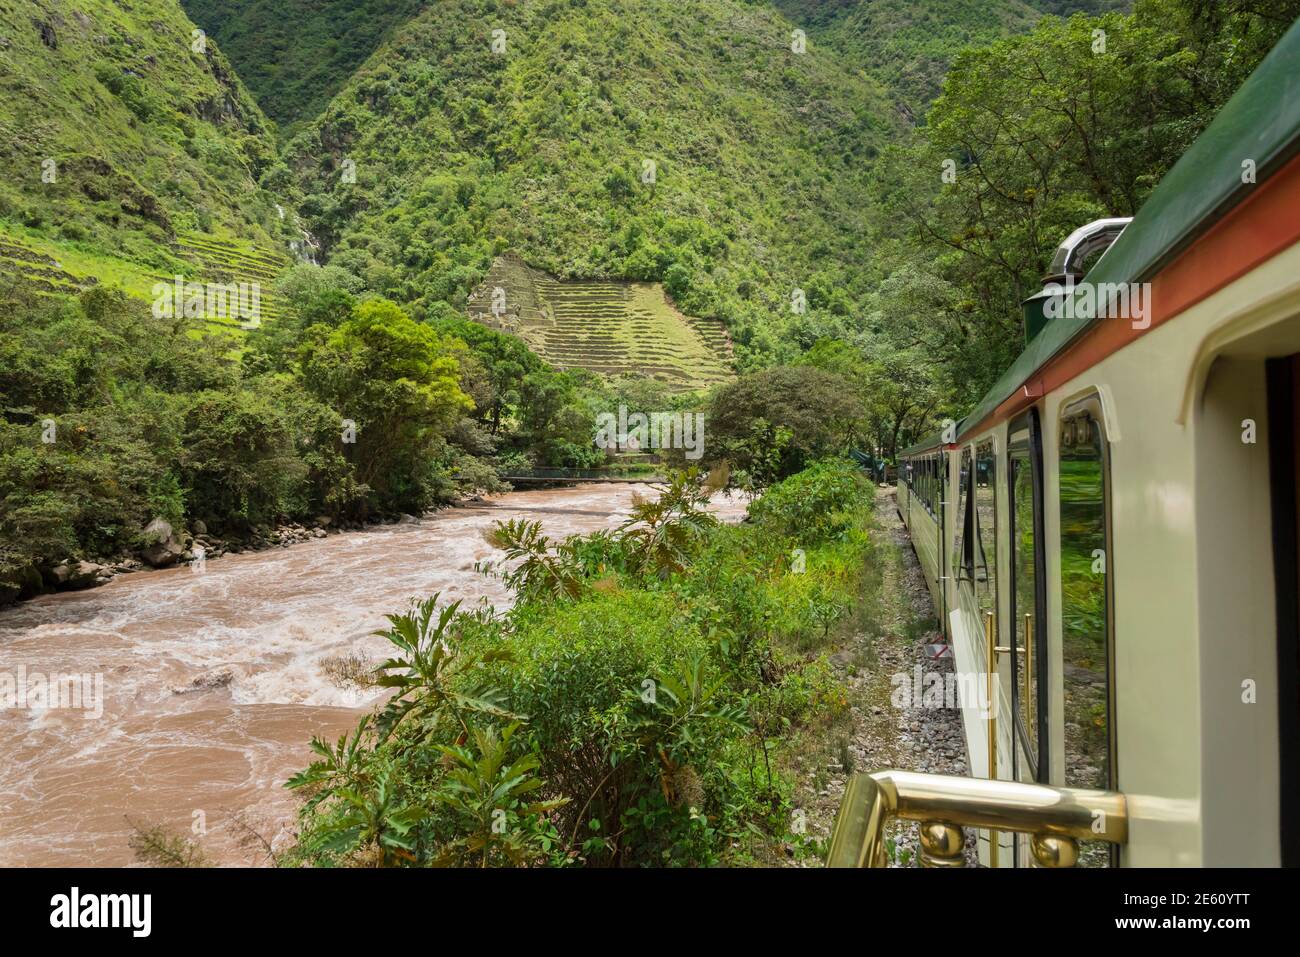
[
  {"xmin": 48, "ymin": 561, "xmax": 111, "ymax": 590},
  {"xmin": 171, "ymin": 667, "xmax": 236, "ymax": 695},
  {"xmin": 139, "ymin": 516, "xmax": 183, "ymax": 568}
]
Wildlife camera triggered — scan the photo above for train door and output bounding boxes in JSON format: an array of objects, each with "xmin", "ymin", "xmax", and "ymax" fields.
[
  {"xmin": 1007, "ymin": 410, "xmax": 1048, "ymax": 865},
  {"xmin": 1267, "ymin": 354, "xmax": 1300, "ymax": 867},
  {"xmin": 938, "ymin": 452, "xmax": 948, "ymax": 632}
]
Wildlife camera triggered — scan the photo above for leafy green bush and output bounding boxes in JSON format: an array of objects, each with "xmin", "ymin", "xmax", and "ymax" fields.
[
  {"xmin": 748, "ymin": 458, "xmax": 870, "ymax": 544},
  {"xmin": 490, "ymin": 588, "xmax": 727, "ymax": 864},
  {"xmin": 288, "ymin": 462, "xmax": 877, "ymax": 867}
]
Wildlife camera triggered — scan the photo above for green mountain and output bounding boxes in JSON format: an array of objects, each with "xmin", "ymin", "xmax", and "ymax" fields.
[
  {"xmin": 0, "ymin": 0, "xmax": 1143, "ymax": 373},
  {"xmin": 267, "ymin": 0, "xmax": 901, "ymax": 373},
  {"xmin": 180, "ymin": 0, "xmax": 425, "ymax": 134},
  {"xmin": 178, "ymin": 0, "xmax": 1100, "ymax": 380},
  {"xmin": 0, "ymin": 0, "xmax": 293, "ymax": 308}
]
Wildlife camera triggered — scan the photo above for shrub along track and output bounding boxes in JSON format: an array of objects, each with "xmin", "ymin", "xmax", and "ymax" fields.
[{"xmin": 783, "ymin": 486, "xmax": 972, "ymax": 867}]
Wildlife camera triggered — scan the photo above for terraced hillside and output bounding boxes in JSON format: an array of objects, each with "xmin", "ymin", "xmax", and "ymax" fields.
[
  {"xmin": 469, "ymin": 256, "xmax": 733, "ymax": 392},
  {"xmin": 169, "ymin": 233, "xmax": 290, "ymax": 332},
  {"xmin": 0, "ymin": 236, "xmax": 97, "ymax": 298},
  {"xmin": 0, "ymin": 227, "xmax": 289, "ymax": 334}
]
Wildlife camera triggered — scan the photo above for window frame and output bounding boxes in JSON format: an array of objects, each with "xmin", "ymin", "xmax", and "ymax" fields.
[
  {"xmin": 1058, "ymin": 392, "xmax": 1118, "ymax": 793},
  {"xmin": 973, "ymin": 437, "xmax": 998, "ymax": 613}
]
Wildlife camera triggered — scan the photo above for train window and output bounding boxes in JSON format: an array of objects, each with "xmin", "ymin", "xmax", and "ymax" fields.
[
  {"xmin": 937, "ymin": 455, "xmax": 942, "ymax": 515},
  {"xmin": 1009, "ymin": 410, "xmax": 1047, "ymax": 783},
  {"xmin": 1058, "ymin": 405, "xmax": 1115, "ymax": 842},
  {"xmin": 974, "ymin": 439, "xmax": 997, "ymax": 621},
  {"xmin": 1059, "ymin": 413, "xmax": 1111, "ymax": 789},
  {"xmin": 953, "ymin": 447, "xmax": 974, "ymax": 582}
]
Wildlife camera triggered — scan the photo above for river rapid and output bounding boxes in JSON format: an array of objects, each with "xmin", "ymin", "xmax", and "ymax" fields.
[{"xmin": 0, "ymin": 484, "xmax": 746, "ymax": 866}]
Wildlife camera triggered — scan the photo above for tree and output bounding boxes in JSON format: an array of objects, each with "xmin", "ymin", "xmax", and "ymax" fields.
[
  {"xmin": 432, "ymin": 317, "xmax": 543, "ymax": 434},
  {"xmin": 298, "ymin": 299, "xmax": 472, "ymax": 514},
  {"xmin": 705, "ymin": 366, "xmax": 864, "ymax": 481},
  {"xmin": 517, "ymin": 368, "xmax": 601, "ymax": 468},
  {"xmin": 872, "ymin": 0, "xmax": 1300, "ymax": 406}
]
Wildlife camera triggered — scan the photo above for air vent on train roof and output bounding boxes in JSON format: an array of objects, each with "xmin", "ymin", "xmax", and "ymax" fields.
[{"xmin": 1021, "ymin": 217, "xmax": 1132, "ymax": 344}]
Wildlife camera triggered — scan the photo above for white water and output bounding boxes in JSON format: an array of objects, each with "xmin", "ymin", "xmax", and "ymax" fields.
[{"xmin": 0, "ymin": 485, "xmax": 746, "ymax": 865}]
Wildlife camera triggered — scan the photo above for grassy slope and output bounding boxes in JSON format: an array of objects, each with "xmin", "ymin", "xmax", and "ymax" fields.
[
  {"xmin": 469, "ymin": 256, "xmax": 734, "ymax": 391},
  {"xmin": 181, "ymin": 0, "xmax": 425, "ymax": 135},
  {"xmin": 0, "ymin": 0, "xmax": 291, "ymax": 311}
]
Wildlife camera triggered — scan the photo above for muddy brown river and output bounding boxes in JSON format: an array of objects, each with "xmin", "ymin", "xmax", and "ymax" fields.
[{"xmin": 0, "ymin": 485, "xmax": 746, "ymax": 866}]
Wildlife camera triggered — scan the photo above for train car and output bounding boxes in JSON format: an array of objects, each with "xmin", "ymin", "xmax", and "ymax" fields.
[{"xmin": 831, "ymin": 20, "xmax": 1300, "ymax": 867}]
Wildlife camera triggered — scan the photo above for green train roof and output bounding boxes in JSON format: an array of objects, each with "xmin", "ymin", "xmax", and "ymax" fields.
[{"xmin": 902, "ymin": 16, "xmax": 1300, "ymax": 458}]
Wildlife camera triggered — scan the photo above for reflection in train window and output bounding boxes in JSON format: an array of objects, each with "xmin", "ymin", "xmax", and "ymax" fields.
[
  {"xmin": 974, "ymin": 440, "xmax": 997, "ymax": 621},
  {"xmin": 1059, "ymin": 412, "xmax": 1113, "ymax": 796},
  {"xmin": 953, "ymin": 448, "xmax": 974, "ymax": 582}
]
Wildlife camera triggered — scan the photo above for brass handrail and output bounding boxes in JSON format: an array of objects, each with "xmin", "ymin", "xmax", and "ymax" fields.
[{"xmin": 826, "ymin": 770, "xmax": 1127, "ymax": 868}]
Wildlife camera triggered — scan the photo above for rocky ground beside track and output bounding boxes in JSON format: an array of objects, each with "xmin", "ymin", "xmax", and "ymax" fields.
[{"xmin": 785, "ymin": 486, "xmax": 977, "ymax": 867}]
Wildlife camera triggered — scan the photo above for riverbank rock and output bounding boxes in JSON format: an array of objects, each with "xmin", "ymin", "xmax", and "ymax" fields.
[
  {"xmin": 48, "ymin": 561, "xmax": 111, "ymax": 590},
  {"xmin": 139, "ymin": 516, "xmax": 183, "ymax": 568},
  {"xmin": 0, "ymin": 578, "xmax": 23, "ymax": 606}
]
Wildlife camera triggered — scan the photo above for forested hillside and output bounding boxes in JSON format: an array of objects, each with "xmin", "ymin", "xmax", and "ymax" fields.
[
  {"xmin": 268, "ymin": 0, "xmax": 896, "ymax": 371},
  {"xmin": 775, "ymin": 0, "xmax": 1042, "ymax": 121},
  {"xmin": 0, "ymin": 0, "xmax": 286, "ymax": 272}
]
